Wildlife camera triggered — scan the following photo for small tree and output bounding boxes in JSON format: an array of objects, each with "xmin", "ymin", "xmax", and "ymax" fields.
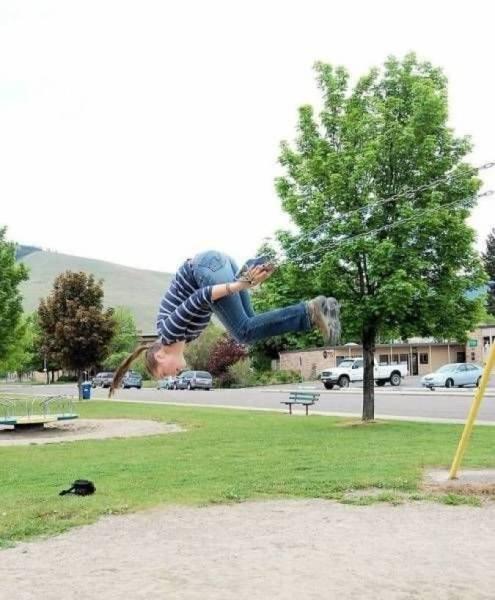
[
  {"xmin": 102, "ymin": 307, "xmax": 138, "ymax": 370},
  {"xmin": 227, "ymin": 358, "xmax": 256, "ymax": 387},
  {"xmin": 0, "ymin": 229, "xmax": 28, "ymax": 363},
  {"xmin": 482, "ymin": 228, "xmax": 495, "ymax": 316},
  {"xmin": 38, "ymin": 271, "xmax": 115, "ymax": 397},
  {"xmin": 208, "ymin": 334, "xmax": 247, "ymax": 385},
  {"xmin": 185, "ymin": 322, "xmax": 224, "ymax": 370}
]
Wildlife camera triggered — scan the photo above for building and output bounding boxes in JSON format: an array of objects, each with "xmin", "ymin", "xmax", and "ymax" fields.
[
  {"xmin": 278, "ymin": 325, "xmax": 495, "ymax": 380},
  {"xmin": 466, "ymin": 324, "xmax": 495, "ymax": 364}
]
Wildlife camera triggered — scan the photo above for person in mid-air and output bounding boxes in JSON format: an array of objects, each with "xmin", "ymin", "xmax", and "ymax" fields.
[{"xmin": 109, "ymin": 250, "xmax": 340, "ymax": 396}]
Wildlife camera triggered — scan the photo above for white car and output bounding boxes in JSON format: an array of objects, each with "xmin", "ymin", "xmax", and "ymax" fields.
[
  {"xmin": 320, "ymin": 357, "xmax": 408, "ymax": 389},
  {"xmin": 421, "ymin": 363, "xmax": 483, "ymax": 389}
]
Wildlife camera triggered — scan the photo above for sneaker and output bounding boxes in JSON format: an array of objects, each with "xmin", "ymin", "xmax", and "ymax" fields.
[
  {"xmin": 235, "ymin": 256, "xmax": 273, "ymax": 280},
  {"xmin": 307, "ymin": 296, "xmax": 341, "ymax": 345}
]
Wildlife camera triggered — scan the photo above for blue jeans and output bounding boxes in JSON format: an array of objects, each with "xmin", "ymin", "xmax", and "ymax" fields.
[{"xmin": 191, "ymin": 250, "xmax": 312, "ymax": 345}]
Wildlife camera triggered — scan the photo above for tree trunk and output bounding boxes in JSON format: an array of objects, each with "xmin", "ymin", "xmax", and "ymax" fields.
[
  {"xmin": 51, "ymin": 369, "xmax": 55, "ymax": 384},
  {"xmin": 77, "ymin": 370, "xmax": 83, "ymax": 401},
  {"xmin": 362, "ymin": 325, "xmax": 376, "ymax": 421}
]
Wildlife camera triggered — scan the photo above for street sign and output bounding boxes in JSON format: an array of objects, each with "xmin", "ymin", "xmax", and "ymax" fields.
[{"xmin": 468, "ymin": 339, "xmax": 478, "ymax": 348}]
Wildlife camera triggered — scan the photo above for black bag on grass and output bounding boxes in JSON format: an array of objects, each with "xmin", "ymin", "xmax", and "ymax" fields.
[{"xmin": 59, "ymin": 479, "xmax": 96, "ymax": 496}]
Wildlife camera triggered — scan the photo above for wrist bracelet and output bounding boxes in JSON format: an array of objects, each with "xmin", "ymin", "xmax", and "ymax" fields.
[{"xmin": 237, "ymin": 274, "xmax": 255, "ymax": 287}]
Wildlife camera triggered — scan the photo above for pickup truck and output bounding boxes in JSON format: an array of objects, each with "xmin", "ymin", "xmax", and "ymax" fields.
[{"xmin": 319, "ymin": 358, "xmax": 408, "ymax": 389}]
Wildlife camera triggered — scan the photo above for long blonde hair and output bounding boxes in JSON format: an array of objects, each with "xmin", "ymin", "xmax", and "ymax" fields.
[{"xmin": 108, "ymin": 340, "xmax": 163, "ymax": 398}]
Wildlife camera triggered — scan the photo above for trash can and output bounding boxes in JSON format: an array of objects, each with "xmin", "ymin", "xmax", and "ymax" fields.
[{"xmin": 81, "ymin": 382, "xmax": 92, "ymax": 400}]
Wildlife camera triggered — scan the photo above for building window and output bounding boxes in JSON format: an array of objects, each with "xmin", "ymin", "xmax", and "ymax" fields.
[
  {"xmin": 457, "ymin": 351, "xmax": 466, "ymax": 363},
  {"xmin": 420, "ymin": 353, "xmax": 429, "ymax": 365},
  {"xmin": 399, "ymin": 353, "xmax": 409, "ymax": 364},
  {"xmin": 471, "ymin": 352, "xmax": 476, "ymax": 361},
  {"xmin": 379, "ymin": 355, "xmax": 389, "ymax": 365}
]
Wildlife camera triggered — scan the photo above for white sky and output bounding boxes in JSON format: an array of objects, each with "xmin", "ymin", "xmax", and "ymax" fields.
[{"xmin": 1, "ymin": 0, "xmax": 494, "ymax": 272}]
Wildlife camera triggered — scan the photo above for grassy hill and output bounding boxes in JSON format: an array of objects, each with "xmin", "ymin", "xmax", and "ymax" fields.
[{"xmin": 17, "ymin": 247, "xmax": 172, "ymax": 334}]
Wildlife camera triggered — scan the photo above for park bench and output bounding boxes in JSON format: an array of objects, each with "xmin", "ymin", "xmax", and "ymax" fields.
[{"xmin": 281, "ymin": 390, "xmax": 320, "ymax": 415}]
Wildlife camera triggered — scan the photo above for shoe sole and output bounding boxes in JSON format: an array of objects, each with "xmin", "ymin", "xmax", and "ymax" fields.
[
  {"xmin": 312, "ymin": 297, "xmax": 341, "ymax": 345},
  {"xmin": 325, "ymin": 298, "xmax": 341, "ymax": 345}
]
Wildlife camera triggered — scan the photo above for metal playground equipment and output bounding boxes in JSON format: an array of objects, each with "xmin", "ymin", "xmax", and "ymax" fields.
[{"xmin": 0, "ymin": 395, "xmax": 78, "ymax": 430}]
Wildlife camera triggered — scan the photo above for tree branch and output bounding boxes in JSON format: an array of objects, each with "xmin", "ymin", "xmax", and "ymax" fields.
[
  {"xmin": 356, "ymin": 258, "xmax": 366, "ymax": 296},
  {"xmin": 362, "ymin": 253, "xmax": 373, "ymax": 295}
]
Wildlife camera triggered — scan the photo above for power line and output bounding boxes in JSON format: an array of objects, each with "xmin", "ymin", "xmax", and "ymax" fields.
[
  {"xmin": 277, "ymin": 161, "xmax": 495, "ymax": 257},
  {"xmin": 278, "ymin": 189, "xmax": 493, "ymax": 264}
]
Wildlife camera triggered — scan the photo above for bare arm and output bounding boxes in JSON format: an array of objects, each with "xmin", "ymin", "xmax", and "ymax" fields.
[{"xmin": 211, "ymin": 279, "xmax": 251, "ymax": 301}]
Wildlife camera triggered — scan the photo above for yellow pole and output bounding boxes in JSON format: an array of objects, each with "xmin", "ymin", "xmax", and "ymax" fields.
[{"xmin": 449, "ymin": 341, "xmax": 495, "ymax": 479}]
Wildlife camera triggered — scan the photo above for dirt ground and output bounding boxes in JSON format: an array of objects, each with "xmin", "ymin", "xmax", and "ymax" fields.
[
  {"xmin": 1, "ymin": 499, "xmax": 494, "ymax": 600},
  {"xmin": 0, "ymin": 418, "xmax": 183, "ymax": 445}
]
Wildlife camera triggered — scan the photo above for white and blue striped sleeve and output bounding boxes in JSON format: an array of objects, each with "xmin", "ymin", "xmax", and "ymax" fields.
[
  {"xmin": 156, "ymin": 286, "xmax": 213, "ymax": 344},
  {"xmin": 183, "ymin": 287, "xmax": 213, "ymax": 312}
]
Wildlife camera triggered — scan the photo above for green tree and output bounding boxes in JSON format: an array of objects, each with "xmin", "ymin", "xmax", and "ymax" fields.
[
  {"xmin": 32, "ymin": 312, "xmax": 62, "ymax": 384},
  {"xmin": 37, "ymin": 271, "xmax": 115, "ymax": 397},
  {"xmin": 0, "ymin": 314, "xmax": 36, "ymax": 379},
  {"xmin": 184, "ymin": 322, "xmax": 224, "ymax": 371},
  {"xmin": 482, "ymin": 228, "xmax": 495, "ymax": 316},
  {"xmin": 102, "ymin": 307, "xmax": 139, "ymax": 370},
  {"xmin": 108, "ymin": 307, "xmax": 138, "ymax": 354},
  {"xmin": 0, "ymin": 229, "xmax": 28, "ymax": 362},
  {"xmin": 263, "ymin": 54, "xmax": 486, "ymax": 420},
  {"xmin": 29, "ymin": 313, "xmax": 63, "ymax": 383}
]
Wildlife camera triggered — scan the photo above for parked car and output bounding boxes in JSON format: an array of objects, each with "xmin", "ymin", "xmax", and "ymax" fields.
[
  {"xmin": 421, "ymin": 363, "xmax": 483, "ymax": 390},
  {"xmin": 176, "ymin": 370, "xmax": 213, "ymax": 390},
  {"xmin": 92, "ymin": 372, "xmax": 114, "ymax": 388},
  {"xmin": 320, "ymin": 358, "xmax": 408, "ymax": 389},
  {"xmin": 157, "ymin": 376, "xmax": 178, "ymax": 390},
  {"xmin": 122, "ymin": 370, "xmax": 142, "ymax": 389}
]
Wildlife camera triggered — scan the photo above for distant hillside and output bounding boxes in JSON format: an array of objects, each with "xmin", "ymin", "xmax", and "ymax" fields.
[
  {"xmin": 15, "ymin": 244, "xmax": 43, "ymax": 261},
  {"xmin": 17, "ymin": 247, "xmax": 172, "ymax": 333}
]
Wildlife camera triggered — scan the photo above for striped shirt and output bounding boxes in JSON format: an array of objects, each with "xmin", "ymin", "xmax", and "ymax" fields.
[{"xmin": 156, "ymin": 260, "xmax": 214, "ymax": 345}]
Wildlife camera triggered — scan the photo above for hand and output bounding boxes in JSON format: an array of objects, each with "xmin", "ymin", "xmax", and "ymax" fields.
[{"xmin": 245, "ymin": 264, "xmax": 275, "ymax": 286}]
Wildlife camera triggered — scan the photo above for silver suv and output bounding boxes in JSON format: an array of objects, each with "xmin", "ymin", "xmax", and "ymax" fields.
[{"xmin": 176, "ymin": 370, "xmax": 213, "ymax": 390}]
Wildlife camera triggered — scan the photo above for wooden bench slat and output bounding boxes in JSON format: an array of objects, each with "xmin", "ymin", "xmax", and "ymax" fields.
[{"xmin": 283, "ymin": 389, "xmax": 320, "ymax": 415}]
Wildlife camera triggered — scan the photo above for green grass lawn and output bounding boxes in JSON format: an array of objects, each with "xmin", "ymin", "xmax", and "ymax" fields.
[{"xmin": 1, "ymin": 401, "xmax": 494, "ymax": 547}]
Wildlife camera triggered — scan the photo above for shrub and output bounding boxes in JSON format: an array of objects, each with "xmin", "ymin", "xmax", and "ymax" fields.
[
  {"xmin": 215, "ymin": 366, "xmax": 302, "ymax": 388},
  {"xmin": 227, "ymin": 358, "xmax": 257, "ymax": 388},
  {"xmin": 208, "ymin": 335, "xmax": 247, "ymax": 376}
]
